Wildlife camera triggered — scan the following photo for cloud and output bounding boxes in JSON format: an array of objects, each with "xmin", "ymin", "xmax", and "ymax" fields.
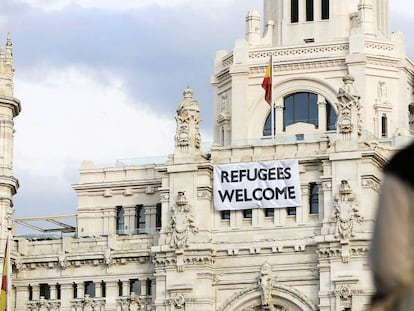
[
  {"xmin": 14, "ymin": 0, "xmax": 237, "ymax": 12},
  {"xmin": 14, "ymin": 65, "xmax": 176, "ymax": 176}
]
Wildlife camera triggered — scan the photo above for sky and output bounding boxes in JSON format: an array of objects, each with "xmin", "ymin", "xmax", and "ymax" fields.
[{"xmin": 0, "ymin": 0, "xmax": 413, "ymax": 232}]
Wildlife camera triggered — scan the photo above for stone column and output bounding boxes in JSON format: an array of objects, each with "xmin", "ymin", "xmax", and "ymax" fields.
[
  {"xmin": 60, "ymin": 283, "xmax": 73, "ymax": 311},
  {"xmin": 15, "ymin": 285, "xmax": 29, "ymax": 311},
  {"xmin": 122, "ymin": 280, "xmax": 130, "ymax": 296},
  {"xmin": 77, "ymin": 282, "xmax": 85, "ymax": 299},
  {"xmin": 32, "ymin": 284, "xmax": 40, "ymax": 301},
  {"xmin": 104, "ymin": 280, "xmax": 119, "ymax": 310},
  {"xmin": 275, "ymin": 98, "xmax": 284, "ymax": 135},
  {"xmin": 318, "ymin": 96, "xmax": 327, "ymax": 131},
  {"xmin": 50, "ymin": 284, "xmax": 57, "ymax": 300},
  {"xmin": 95, "ymin": 282, "xmax": 102, "ymax": 298}
]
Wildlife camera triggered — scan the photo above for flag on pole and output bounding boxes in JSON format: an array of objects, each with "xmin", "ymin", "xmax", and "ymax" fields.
[
  {"xmin": 0, "ymin": 239, "xmax": 8, "ymax": 311},
  {"xmin": 261, "ymin": 57, "xmax": 272, "ymax": 105}
]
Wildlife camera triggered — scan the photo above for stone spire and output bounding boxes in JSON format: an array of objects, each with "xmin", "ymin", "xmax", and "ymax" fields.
[
  {"xmin": 0, "ymin": 33, "xmax": 15, "ymax": 97},
  {"xmin": 174, "ymin": 87, "xmax": 201, "ymax": 157},
  {"xmin": 0, "ymin": 32, "xmax": 21, "ymax": 242}
]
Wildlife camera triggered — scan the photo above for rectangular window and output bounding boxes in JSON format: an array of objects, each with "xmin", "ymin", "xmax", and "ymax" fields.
[
  {"xmin": 136, "ymin": 205, "xmax": 146, "ymax": 233},
  {"xmin": 221, "ymin": 210, "xmax": 230, "ymax": 220},
  {"xmin": 116, "ymin": 206, "xmax": 125, "ymax": 234},
  {"xmin": 28, "ymin": 285, "xmax": 33, "ymax": 301},
  {"xmin": 56, "ymin": 283, "xmax": 61, "ymax": 300},
  {"xmin": 101, "ymin": 281, "xmax": 106, "ymax": 298},
  {"xmin": 118, "ymin": 280, "xmax": 123, "ymax": 296},
  {"xmin": 309, "ymin": 183, "xmax": 319, "ymax": 214},
  {"xmin": 264, "ymin": 208, "xmax": 274, "ymax": 217},
  {"xmin": 287, "ymin": 207, "xmax": 297, "ymax": 216},
  {"xmin": 291, "ymin": 0, "xmax": 299, "ymax": 23},
  {"xmin": 84, "ymin": 281, "xmax": 96, "ymax": 298},
  {"xmin": 130, "ymin": 279, "xmax": 141, "ymax": 295},
  {"xmin": 321, "ymin": 0, "xmax": 329, "ymax": 20},
  {"xmin": 243, "ymin": 209, "xmax": 252, "ymax": 219},
  {"xmin": 146, "ymin": 278, "xmax": 152, "ymax": 296},
  {"xmin": 156, "ymin": 203, "xmax": 162, "ymax": 231},
  {"xmin": 381, "ymin": 114, "xmax": 388, "ymax": 138},
  {"xmin": 39, "ymin": 283, "xmax": 50, "ymax": 300},
  {"xmin": 306, "ymin": 0, "xmax": 314, "ymax": 21},
  {"xmin": 73, "ymin": 282, "xmax": 77, "ymax": 299}
]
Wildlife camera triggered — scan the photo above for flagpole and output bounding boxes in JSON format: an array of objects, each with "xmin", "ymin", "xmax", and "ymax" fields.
[
  {"xmin": 270, "ymin": 56, "xmax": 275, "ymax": 143},
  {"xmin": 6, "ymin": 230, "xmax": 10, "ymax": 311}
]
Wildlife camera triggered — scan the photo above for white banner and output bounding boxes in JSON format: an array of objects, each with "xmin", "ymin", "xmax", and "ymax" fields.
[{"xmin": 213, "ymin": 160, "xmax": 302, "ymax": 211}]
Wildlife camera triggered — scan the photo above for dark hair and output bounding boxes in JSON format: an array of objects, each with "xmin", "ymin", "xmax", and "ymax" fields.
[{"xmin": 384, "ymin": 141, "xmax": 414, "ymax": 189}]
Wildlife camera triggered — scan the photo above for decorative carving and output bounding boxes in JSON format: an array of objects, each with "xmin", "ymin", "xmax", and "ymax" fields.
[
  {"xmin": 331, "ymin": 180, "xmax": 363, "ymax": 239},
  {"xmin": 58, "ymin": 251, "xmax": 70, "ymax": 269},
  {"xmin": 258, "ymin": 262, "xmax": 275, "ymax": 310},
  {"xmin": 175, "ymin": 88, "xmax": 201, "ymax": 155},
  {"xmin": 104, "ymin": 248, "xmax": 113, "ymax": 267},
  {"xmin": 166, "ymin": 192, "xmax": 198, "ymax": 249},
  {"xmin": 173, "ymin": 293, "xmax": 185, "ymax": 309},
  {"xmin": 336, "ymin": 75, "xmax": 362, "ymax": 140}
]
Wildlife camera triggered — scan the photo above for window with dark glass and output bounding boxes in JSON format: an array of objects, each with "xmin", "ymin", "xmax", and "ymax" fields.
[
  {"xmin": 306, "ymin": 0, "xmax": 314, "ymax": 21},
  {"xmin": 381, "ymin": 114, "xmax": 388, "ymax": 137},
  {"xmin": 156, "ymin": 203, "xmax": 162, "ymax": 231},
  {"xmin": 263, "ymin": 106, "xmax": 276, "ymax": 137},
  {"xmin": 116, "ymin": 206, "xmax": 125, "ymax": 234},
  {"xmin": 321, "ymin": 0, "xmax": 329, "ymax": 19},
  {"xmin": 136, "ymin": 205, "xmax": 146, "ymax": 233},
  {"xmin": 28, "ymin": 285, "xmax": 33, "ymax": 301},
  {"xmin": 39, "ymin": 283, "xmax": 50, "ymax": 299},
  {"xmin": 287, "ymin": 207, "xmax": 297, "ymax": 216},
  {"xmin": 291, "ymin": 0, "xmax": 299, "ymax": 23},
  {"xmin": 284, "ymin": 92, "xmax": 318, "ymax": 129},
  {"xmin": 146, "ymin": 278, "xmax": 152, "ymax": 296},
  {"xmin": 101, "ymin": 281, "xmax": 106, "ymax": 297},
  {"xmin": 326, "ymin": 103, "xmax": 337, "ymax": 130},
  {"xmin": 73, "ymin": 282, "xmax": 77, "ymax": 299},
  {"xmin": 84, "ymin": 281, "xmax": 95, "ymax": 297},
  {"xmin": 309, "ymin": 183, "xmax": 319, "ymax": 214},
  {"xmin": 243, "ymin": 209, "xmax": 253, "ymax": 219},
  {"xmin": 130, "ymin": 279, "xmax": 141, "ymax": 295},
  {"xmin": 56, "ymin": 283, "xmax": 61, "ymax": 300},
  {"xmin": 118, "ymin": 280, "xmax": 123, "ymax": 296},
  {"xmin": 221, "ymin": 210, "xmax": 230, "ymax": 220},
  {"xmin": 264, "ymin": 208, "xmax": 274, "ymax": 217}
]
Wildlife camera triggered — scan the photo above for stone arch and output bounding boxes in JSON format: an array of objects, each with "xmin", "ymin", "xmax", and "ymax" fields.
[
  {"xmin": 249, "ymin": 77, "xmax": 338, "ymax": 138},
  {"xmin": 217, "ymin": 284, "xmax": 317, "ymax": 311}
]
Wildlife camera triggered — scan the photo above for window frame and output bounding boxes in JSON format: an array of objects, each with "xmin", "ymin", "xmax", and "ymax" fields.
[
  {"xmin": 321, "ymin": 0, "xmax": 329, "ymax": 20},
  {"xmin": 306, "ymin": 0, "xmax": 314, "ymax": 21},
  {"xmin": 291, "ymin": 0, "xmax": 299, "ymax": 23}
]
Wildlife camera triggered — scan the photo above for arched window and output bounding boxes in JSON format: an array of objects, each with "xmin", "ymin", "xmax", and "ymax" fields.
[
  {"xmin": 284, "ymin": 92, "xmax": 318, "ymax": 129},
  {"xmin": 263, "ymin": 92, "xmax": 336, "ymax": 136}
]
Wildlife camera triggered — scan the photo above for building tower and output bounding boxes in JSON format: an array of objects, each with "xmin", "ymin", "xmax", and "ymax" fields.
[{"xmin": 0, "ymin": 33, "xmax": 21, "ymax": 242}]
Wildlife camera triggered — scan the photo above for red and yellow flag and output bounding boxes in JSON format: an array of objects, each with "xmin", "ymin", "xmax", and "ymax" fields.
[
  {"xmin": 0, "ymin": 240, "xmax": 8, "ymax": 311},
  {"xmin": 261, "ymin": 57, "xmax": 272, "ymax": 105}
]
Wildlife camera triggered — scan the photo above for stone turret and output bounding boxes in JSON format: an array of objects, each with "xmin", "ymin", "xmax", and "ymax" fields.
[
  {"xmin": 174, "ymin": 88, "xmax": 201, "ymax": 158},
  {"xmin": 0, "ymin": 33, "xmax": 21, "ymax": 241}
]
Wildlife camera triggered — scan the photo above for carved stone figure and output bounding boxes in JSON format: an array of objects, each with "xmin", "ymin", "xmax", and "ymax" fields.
[
  {"xmin": 174, "ymin": 88, "xmax": 201, "ymax": 155},
  {"xmin": 336, "ymin": 75, "xmax": 362, "ymax": 140},
  {"xmin": 58, "ymin": 251, "xmax": 69, "ymax": 269},
  {"xmin": 331, "ymin": 180, "xmax": 363, "ymax": 239},
  {"xmin": 258, "ymin": 262, "xmax": 275, "ymax": 310},
  {"xmin": 173, "ymin": 293, "xmax": 185, "ymax": 309},
  {"xmin": 167, "ymin": 192, "xmax": 199, "ymax": 249}
]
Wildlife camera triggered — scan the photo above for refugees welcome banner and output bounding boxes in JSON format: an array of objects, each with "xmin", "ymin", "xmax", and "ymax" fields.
[{"xmin": 213, "ymin": 160, "xmax": 302, "ymax": 210}]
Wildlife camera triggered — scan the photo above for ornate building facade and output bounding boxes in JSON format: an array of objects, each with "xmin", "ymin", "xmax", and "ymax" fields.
[{"xmin": 1, "ymin": 0, "xmax": 414, "ymax": 310}]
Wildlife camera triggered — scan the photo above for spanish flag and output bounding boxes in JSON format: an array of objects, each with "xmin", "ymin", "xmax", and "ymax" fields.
[
  {"xmin": 0, "ymin": 240, "xmax": 8, "ymax": 311},
  {"xmin": 261, "ymin": 57, "xmax": 272, "ymax": 105}
]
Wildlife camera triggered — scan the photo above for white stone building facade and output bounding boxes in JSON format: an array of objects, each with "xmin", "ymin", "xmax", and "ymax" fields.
[{"xmin": 1, "ymin": 0, "xmax": 414, "ymax": 310}]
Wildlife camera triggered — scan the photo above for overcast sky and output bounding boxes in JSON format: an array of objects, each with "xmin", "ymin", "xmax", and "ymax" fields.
[{"xmin": 0, "ymin": 0, "xmax": 413, "ymax": 231}]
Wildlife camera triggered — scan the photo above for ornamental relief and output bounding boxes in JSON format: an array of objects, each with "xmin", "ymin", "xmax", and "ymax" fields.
[
  {"xmin": 331, "ymin": 180, "xmax": 363, "ymax": 240},
  {"xmin": 166, "ymin": 192, "xmax": 198, "ymax": 249}
]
